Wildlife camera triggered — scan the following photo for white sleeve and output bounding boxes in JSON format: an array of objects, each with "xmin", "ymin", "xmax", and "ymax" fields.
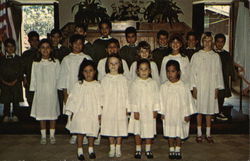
[
  {"xmin": 190, "ymin": 54, "xmax": 197, "ymax": 89},
  {"xmin": 160, "ymin": 57, "xmax": 168, "ymax": 83},
  {"xmin": 58, "ymin": 58, "xmax": 68, "ymax": 90},
  {"xmin": 129, "ymin": 81, "xmax": 139, "ymax": 112},
  {"xmin": 153, "ymin": 81, "xmax": 160, "ymax": 111},
  {"xmin": 97, "ymin": 60, "xmax": 104, "ymax": 81},
  {"xmin": 29, "ymin": 62, "xmax": 36, "ymax": 91},
  {"xmin": 130, "ymin": 62, "xmax": 137, "ymax": 81},
  {"xmin": 216, "ymin": 55, "xmax": 224, "ymax": 90},
  {"xmin": 55, "ymin": 60, "xmax": 61, "ymax": 89},
  {"xmin": 122, "ymin": 60, "xmax": 130, "ymax": 80},
  {"xmin": 150, "ymin": 61, "xmax": 160, "ymax": 86},
  {"xmin": 158, "ymin": 85, "xmax": 165, "ymax": 115}
]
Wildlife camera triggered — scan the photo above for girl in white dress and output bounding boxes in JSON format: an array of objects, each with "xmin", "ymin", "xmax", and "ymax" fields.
[
  {"xmin": 130, "ymin": 41, "xmax": 160, "ymax": 85},
  {"xmin": 190, "ymin": 32, "xmax": 224, "ymax": 144},
  {"xmin": 100, "ymin": 54, "xmax": 129, "ymax": 158},
  {"xmin": 160, "ymin": 34, "xmax": 190, "ymax": 84},
  {"xmin": 65, "ymin": 59, "xmax": 102, "ymax": 160},
  {"xmin": 30, "ymin": 39, "xmax": 60, "ymax": 145},
  {"xmin": 128, "ymin": 59, "xmax": 159, "ymax": 159},
  {"xmin": 159, "ymin": 60, "xmax": 196, "ymax": 160},
  {"xmin": 97, "ymin": 39, "xmax": 130, "ymax": 80},
  {"xmin": 58, "ymin": 34, "xmax": 92, "ymax": 145}
]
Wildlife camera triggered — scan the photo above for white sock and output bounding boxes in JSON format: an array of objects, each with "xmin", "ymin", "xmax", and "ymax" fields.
[
  {"xmin": 116, "ymin": 144, "xmax": 121, "ymax": 151},
  {"xmin": 41, "ymin": 129, "xmax": 46, "ymax": 138},
  {"xmin": 110, "ymin": 144, "xmax": 115, "ymax": 151},
  {"xmin": 197, "ymin": 126, "xmax": 202, "ymax": 136},
  {"xmin": 72, "ymin": 135, "xmax": 77, "ymax": 139},
  {"xmin": 136, "ymin": 145, "xmax": 141, "ymax": 152},
  {"xmin": 78, "ymin": 147, "xmax": 83, "ymax": 156},
  {"xmin": 175, "ymin": 146, "xmax": 181, "ymax": 152},
  {"xmin": 169, "ymin": 147, "xmax": 175, "ymax": 152},
  {"xmin": 145, "ymin": 144, "xmax": 151, "ymax": 152},
  {"xmin": 88, "ymin": 147, "xmax": 94, "ymax": 154},
  {"xmin": 206, "ymin": 127, "xmax": 211, "ymax": 137},
  {"xmin": 50, "ymin": 129, "xmax": 55, "ymax": 138}
]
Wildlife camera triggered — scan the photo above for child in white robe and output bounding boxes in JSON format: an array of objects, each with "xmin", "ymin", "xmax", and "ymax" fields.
[
  {"xmin": 128, "ymin": 59, "xmax": 159, "ymax": 159},
  {"xmin": 130, "ymin": 41, "xmax": 160, "ymax": 85},
  {"xmin": 100, "ymin": 54, "xmax": 129, "ymax": 158},
  {"xmin": 30, "ymin": 39, "xmax": 60, "ymax": 145},
  {"xmin": 58, "ymin": 34, "xmax": 92, "ymax": 145},
  {"xmin": 65, "ymin": 59, "xmax": 102, "ymax": 160},
  {"xmin": 159, "ymin": 60, "xmax": 196, "ymax": 160},
  {"xmin": 190, "ymin": 32, "xmax": 224, "ymax": 143},
  {"xmin": 160, "ymin": 34, "xmax": 190, "ymax": 84},
  {"xmin": 97, "ymin": 39, "xmax": 130, "ymax": 80}
]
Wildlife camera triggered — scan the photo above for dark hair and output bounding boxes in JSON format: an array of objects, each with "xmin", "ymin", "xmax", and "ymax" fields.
[
  {"xmin": 157, "ymin": 30, "xmax": 169, "ymax": 39},
  {"xmin": 69, "ymin": 34, "xmax": 85, "ymax": 45},
  {"xmin": 166, "ymin": 60, "xmax": 181, "ymax": 80},
  {"xmin": 98, "ymin": 19, "xmax": 112, "ymax": 29},
  {"xmin": 137, "ymin": 41, "xmax": 152, "ymax": 60},
  {"xmin": 75, "ymin": 23, "xmax": 88, "ymax": 32},
  {"xmin": 50, "ymin": 28, "xmax": 62, "ymax": 37},
  {"xmin": 4, "ymin": 38, "xmax": 16, "ymax": 47},
  {"xmin": 215, "ymin": 33, "xmax": 226, "ymax": 42},
  {"xmin": 186, "ymin": 31, "xmax": 197, "ymax": 40},
  {"xmin": 28, "ymin": 31, "xmax": 39, "ymax": 40},
  {"xmin": 125, "ymin": 26, "xmax": 137, "ymax": 37},
  {"xmin": 106, "ymin": 39, "xmax": 120, "ymax": 49},
  {"xmin": 78, "ymin": 58, "xmax": 97, "ymax": 83},
  {"xmin": 136, "ymin": 59, "xmax": 152, "ymax": 78},
  {"xmin": 169, "ymin": 33, "xmax": 186, "ymax": 57},
  {"xmin": 34, "ymin": 39, "xmax": 55, "ymax": 62},
  {"xmin": 105, "ymin": 54, "xmax": 124, "ymax": 74}
]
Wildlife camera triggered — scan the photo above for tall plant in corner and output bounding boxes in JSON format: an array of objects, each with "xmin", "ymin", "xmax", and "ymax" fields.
[
  {"xmin": 72, "ymin": 0, "xmax": 110, "ymax": 25},
  {"xmin": 144, "ymin": 0, "xmax": 183, "ymax": 24}
]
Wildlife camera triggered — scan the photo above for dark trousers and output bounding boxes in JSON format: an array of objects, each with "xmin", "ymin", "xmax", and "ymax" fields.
[
  {"xmin": 218, "ymin": 90, "xmax": 225, "ymax": 114},
  {"xmin": 25, "ymin": 87, "xmax": 34, "ymax": 107},
  {"xmin": 3, "ymin": 102, "xmax": 19, "ymax": 116},
  {"xmin": 58, "ymin": 90, "xmax": 64, "ymax": 115}
]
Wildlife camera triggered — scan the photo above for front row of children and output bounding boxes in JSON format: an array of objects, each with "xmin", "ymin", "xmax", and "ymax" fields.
[{"xmin": 65, "ymin": 55, "xmax": 196, "ymax": 160}]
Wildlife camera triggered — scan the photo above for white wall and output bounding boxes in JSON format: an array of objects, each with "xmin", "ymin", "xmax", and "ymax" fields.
[{"xmin": 59, "ymin": 0, "xmax": 193, "ymax": 28}]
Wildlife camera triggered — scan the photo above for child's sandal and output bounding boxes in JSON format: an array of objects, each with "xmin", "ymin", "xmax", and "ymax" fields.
[
  {"xmin": 145, "ymin": 151, "xmax": 154, "ymax": 159},
  {"xmin": 205, "ymin": 136, "xmax": 214, "ymax": 144},
  {"xmin": 196, "ymin": 136, "xmax": 203, "ymax": 143},
  {"xmin": 134, "ymin": 151, "xmax": 141, "ymax": 159},
  {"xmin": 175, "ymin": 152, "xmax": 182, "ymax": 160},
  {"xmin": 169, "ymin": 152, "xmax": 175, "ymax": 160},
  {"xmin": 77, "ymin": 154, "xmax": 85, "ymax": 161}
]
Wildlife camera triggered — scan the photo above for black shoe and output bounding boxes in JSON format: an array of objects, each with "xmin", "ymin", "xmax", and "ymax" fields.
[
  {"xmin": 175, "ymin": 152, "xmax": 182, "ymax": 160},
  {"xmin": 77, "ymin": 154, "xmax": 85, "ymax": 161},
  {"xmin": 145, "ymin": 151, "xmax": 154, "ymax": 159},
  {"xmin": 169, "ymin": 151, "xmax": 175, "ymax": 160},
  {"xmin": 134, "ymin": 151, "xmax": 141, "ymax": 159},
  {"xmin": 89, "ymin": 152, "xmax": 96, "ymax": 159}
]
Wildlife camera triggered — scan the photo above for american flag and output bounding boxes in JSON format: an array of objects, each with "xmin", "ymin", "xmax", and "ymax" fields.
[{"xmin": 0, "ymin": 0, "xmax": 17, "ymax": 42}]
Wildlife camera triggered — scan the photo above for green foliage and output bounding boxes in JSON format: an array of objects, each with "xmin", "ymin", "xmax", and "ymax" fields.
[{"xmin": 144, "ymin": 0, "xmax": 183, "ymax": 24}]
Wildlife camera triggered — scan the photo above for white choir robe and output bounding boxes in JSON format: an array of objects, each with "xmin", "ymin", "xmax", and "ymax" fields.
[
  {"xmin": 190, "ymin": 50, "xmax": 224, "ymax": 114},
  {"xmin": 128, "ymin": 78, "xmax": 159, "ymax": 138},
  {"xmin": 159, "ymin": 80, "xmax": 196, "ymax": 139},
  {"xmin": 130, "ymin": 61, "xmax": 160, "ymax": 86},
  {"xmin": 30, "ymin": 59, "xmax": 60, "ymax": 120},
  {"xmin": 100, "ymin": 74, "xmax": 129, "ymax": 137},
  {"xmin": 160, "ymin": 54, "xmax": 190, "ymax": 85},
  {"xmin": 65, "ymin": 81, "xmax": 102, "ymax": 137},
  {"xmin": 58, "ymin": 52, "xmax": 92, "ymax": 113},
  {"xmin": 97, "ymin": 57, "xmax": 130, "ymax": 81}
]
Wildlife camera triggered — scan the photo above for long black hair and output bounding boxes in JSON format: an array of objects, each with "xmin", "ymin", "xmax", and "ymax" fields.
[
  {"xmin": 169, "ymin": 34, "xmax": 186, "ymax": 57},
  {"xmin": 78, "ymin": 58, "xmax": 97, "ymax": 83},
  {"xmin": 34, "ymin": 39, "xmax": 55, "ymax": 62},
  {"xmin": 166, "ymin": 60, "xmax": 181, "ymax": 80}
]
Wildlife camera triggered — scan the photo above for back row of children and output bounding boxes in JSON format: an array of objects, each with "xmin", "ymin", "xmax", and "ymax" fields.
[{"xmin": 0, "ymin": 19, "xmax": 236, "ymax": 160}]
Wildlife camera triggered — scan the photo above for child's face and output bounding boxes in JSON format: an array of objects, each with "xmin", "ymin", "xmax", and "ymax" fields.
[
  {"xmin": 187, "ymin": 35, "xmax": 197, "ymax": 48},
  {"xmin": 215, "ymin": 38, "xmax": 225, "ymax": 50},
  {"xmin": 100, "ymin": 23, "xmax": 111, "ymax": 36},
  {"xmin": 167, "ymin": 65, "xmax": 179, "ymax": 83},
  {"xmin": 139, "ymin": 48, "xmax": 150, "ymax": 59},
  {"xmin": 158, "ymin": 35, "xmax": 168, "ymax": 47},
  {"xmin": 202, "ymin": 36, "xmax": 213, "ymax": 50},
  {"xmin": 106, "ymin": 43, "xmax": 119, "ymax": 55},
  {"xmin": 72, "ymin": 39, "xmax": 83, "ymax": 53},
  {"xmin": 137, "ymin": 63, "xmax": 151, "ymax": 80},
  {"xmin": 126, "ymin": 33, "xmax": 137, "ymax": 45},
  {"xmin": 5, "ymin": 43, "xmax": 16, "ymax": 54},
  {"xmin": 39, "ymin": 42, "xmax": 52, "ymax": 59},
  {"xmin": 82, "ymin": 65, "xmax": 96, "ymax": 82},
  {"xmin": 170, "ymin": 39, "xmax": 182, "ymax": 52},
  {"xmin": 29, "ymin": 36, "xmax": 39, "ymax": 49},
  {"xmin": 74, "ymin": 27, "xmax": 86, "ymax": 37},
  {"xmin": 108, "ymin": 57, "xmax": 120, "ymax": 74},
  {"xmin": 50, "ymin": 33, "xmax": 62, "ymax": 47}
]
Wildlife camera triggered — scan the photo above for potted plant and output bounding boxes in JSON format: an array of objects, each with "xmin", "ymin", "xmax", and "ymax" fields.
[{"xmin": 72, "ymin": 0, "xmax": 110, "ymax": 25}]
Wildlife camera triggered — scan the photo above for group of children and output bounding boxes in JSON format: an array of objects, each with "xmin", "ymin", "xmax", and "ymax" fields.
[{"xmin": 0, "ymin": 19, "xmax": 236, "ymax": 160}]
